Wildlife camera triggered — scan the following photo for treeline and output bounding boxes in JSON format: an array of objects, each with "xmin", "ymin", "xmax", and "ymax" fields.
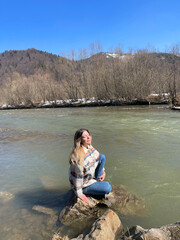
[{"xmin": 0, "ymin": 44, "xmax": 180, "ymax": 107}]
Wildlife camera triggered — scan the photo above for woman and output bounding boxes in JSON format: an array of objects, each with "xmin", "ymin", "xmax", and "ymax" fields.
[{"xmin": 69, "ymin": 129, "xmax": 112, "ymax": 204}]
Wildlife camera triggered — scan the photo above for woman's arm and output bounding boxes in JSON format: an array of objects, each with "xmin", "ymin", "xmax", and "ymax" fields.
[
  {"xmin": 71, "ymin": 163, "xmax": 90, "ymax": 204},
  {"xmin": 80, "ymin": 194, "xmax": 89, "ymax": 204},
  {"xmin": 98, "ymin": 169, "xmax": 106, "ymax": 181}
]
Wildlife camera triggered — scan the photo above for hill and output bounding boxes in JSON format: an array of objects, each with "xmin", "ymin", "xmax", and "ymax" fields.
[
  {"xmin": 0, "ymin": 48, "xmax": 180, "ymax": 107},
  {"xmin": 0, "ymin": 48, "xmax": 76, "ymax": 83},
  {"xmin": 0, "ymin": 48, "xmax": 179, "ymax": 83}
]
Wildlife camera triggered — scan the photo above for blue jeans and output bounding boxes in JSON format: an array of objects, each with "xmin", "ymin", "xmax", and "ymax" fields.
[
  {"xmin": 95, "ymin": 153, "xmax": 106, "ymax": 178},
  {"xmin": 83, "ymin": 181, "xmax": 112, "ymax": 195},
  {"xmin": 83, "ymin": 154, "xmax": 112, "ymax": 195}
]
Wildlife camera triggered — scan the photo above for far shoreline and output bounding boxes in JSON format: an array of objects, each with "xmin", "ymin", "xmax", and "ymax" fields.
[{"xmin": 0, "ymin": 98, "xmax": 170, "ymax": 111}]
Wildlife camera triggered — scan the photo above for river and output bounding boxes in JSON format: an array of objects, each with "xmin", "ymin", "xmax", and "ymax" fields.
[{"xmin": 0, "ymin": 105, "xmax": 180, "ymax": 239}]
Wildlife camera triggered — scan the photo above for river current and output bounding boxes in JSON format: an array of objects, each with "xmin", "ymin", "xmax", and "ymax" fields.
[{"xmin": 0, "ymin": 105, "xmax": 180, "ymax": 239}]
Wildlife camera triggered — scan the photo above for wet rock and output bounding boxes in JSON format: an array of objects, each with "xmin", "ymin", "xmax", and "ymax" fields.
[
  {"xmin": 78, "ymin": 209, "xmax": 123, "ymax": 240},
  {"xmin": 59, "ymin": 193, "xmax": 101, "ymax": 226},
  {"xmin": 60, "ymin": 185, "xmax": 147, "ymax": 226},
  {"xmin": 161, "ymin": 222, "xmax": 180, "ymax": 240},
  {"xmin": 32, "ymin": 205, "xmax": 58, "ymax": 224},
  {"xmin": 110, "ymin": 185, "xmax": 147, "ymax": 217},
  {"xmin": 32, "ymin": 205, "xmax": 58, "ymax": 216},
  {"xmin": 122, "ymin": 222, "xmax": 180, "ymax": 240},
  {"xmin": 52, "ymin": 234, "xmax": 69, "ymax": 240},
  {"xmin": 0, "ymin": 191, "xmax": 14, "ymax": 202},
  {"xmin": 53, "ymin": 209, "xmax": 123, "ymax": 240}
]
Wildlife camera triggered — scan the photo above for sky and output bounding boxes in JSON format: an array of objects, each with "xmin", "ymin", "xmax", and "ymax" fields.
[{"xmin": 1, "ymin": 0, "xmax": 180, "ymax": 56}]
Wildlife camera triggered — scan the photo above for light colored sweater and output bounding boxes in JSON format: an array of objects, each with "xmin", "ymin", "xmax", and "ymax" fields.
[{"xmin": 69, "ymin": 145, "xmax": 99, "ymax": 197}]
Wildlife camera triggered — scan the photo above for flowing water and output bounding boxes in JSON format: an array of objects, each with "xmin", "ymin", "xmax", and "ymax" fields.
[{"xmin": 0, "ymin": 105, "xmax": 180, "ymax": 239}]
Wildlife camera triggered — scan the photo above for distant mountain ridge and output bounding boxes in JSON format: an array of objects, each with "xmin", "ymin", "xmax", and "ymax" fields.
[
  {"xmin": 1, "ymin": 48, "xmax": 180, "ymax": 108},
  {"xmin": 0, "ymin": 48, "xmax": 180, "ymax": 83}
]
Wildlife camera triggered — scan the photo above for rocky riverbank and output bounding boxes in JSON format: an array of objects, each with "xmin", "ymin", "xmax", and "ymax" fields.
[
  {"xmin": 0, "ymin": 94, "xmax": 169, "ymax": 110},
  {"xmin": 47, "ymin": 185, "xmax": 179, "ymax": 240},
  {"xmin": 53, "ymin": 209, "xmax": 180, "ymax": 240},
  {"xmin": 1, "ymin": 187, "xmax": 179, "ymax": 239},
  {"xmin": 30, "ymin": 184, "xmax": 147, "ymax": 239}
]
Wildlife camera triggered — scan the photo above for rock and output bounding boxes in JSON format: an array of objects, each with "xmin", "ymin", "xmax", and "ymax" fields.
[
  {"xmin": 0, "ymin": 191, "xmax": 14, "ymax": 202},
  {"xmin": 53, "ymin": 209, "xmax": 123, "ymax": 240},
  {"xmin": 59, "ymin": 185, "xmax": 147, "ymax": 226},
  {"xmin": 80, "ymin": 209, "xmax": 123, "ymax": 240},
  {"xmin": 32, "ymin": 205, "xmax": 58, "ymax": 216},
  {"xmin": 52, "ymin": 234, "xmax": 70, "ymax": 240},
  {"xmin": 59, "ymin": 194, "xmax": 101, "ymax": 226},
  {"xmin": 110, "ymin": 185, "xmax": 147, "ymax": 217},
  {"xmin": 122, "ymin": 225, "xmax": 169, "ymax": 240},
  {"xmin": 122, "ymin": 222, "xmax": 180, "ymax": 240},
  {"xmin": 32, "ymin": 205, "xmax": 58, "ymax": 224},
  {"xmin": 161, "ymin": 222, "xmax": 180, "ymax": 240}
]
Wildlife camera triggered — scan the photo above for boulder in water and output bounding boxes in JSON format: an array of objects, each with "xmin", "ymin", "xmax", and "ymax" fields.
[
  {"xmin": 59, "ymin": 192, "xmax": 101, "ymax": 226},
  {"xmin": 122, "ymin": 222, "xmax": 180, "ymax": 240},
  {"xmin": 53, "ymin": 209, "xmax": 123, "ymax": 240}
]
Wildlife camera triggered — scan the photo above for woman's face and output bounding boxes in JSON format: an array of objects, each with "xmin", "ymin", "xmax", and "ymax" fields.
[{"xmin": 81, "ymin": 131, "xmax": 91, "ymax": 147}]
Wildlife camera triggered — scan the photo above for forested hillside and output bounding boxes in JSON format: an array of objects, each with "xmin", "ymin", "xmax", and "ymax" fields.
[{"xmin": 0, "ymin": 48, "xmax": 180, "ymax": 107}]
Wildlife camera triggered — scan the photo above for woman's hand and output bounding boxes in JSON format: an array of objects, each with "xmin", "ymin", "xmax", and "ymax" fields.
[
  {"xmin": 80, "ymin": 194, "xmax": 89, "ymax": 204},
  {"xmin": 98, "ymin": 170, "xmax": 106, "ymax": 182}
]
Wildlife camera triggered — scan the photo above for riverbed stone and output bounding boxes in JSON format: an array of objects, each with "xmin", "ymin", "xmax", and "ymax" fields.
[
  {"xmin": 110, "ymin": 185, "xmax": 147, "ymax": 217},
  {"xmin": 122, "ymin": 222, "xmax": 180, "ymax": 240},
  {"xmin": 0, "ymin": 191, "xmax": 14, "ymax": 203},
  {"xmin": 32, "ymin": 205, "xmax": 58, "ymax": 216},
  {"xmin": 32, "ymin": 205, "xmax": 58, "ymax": 224}
]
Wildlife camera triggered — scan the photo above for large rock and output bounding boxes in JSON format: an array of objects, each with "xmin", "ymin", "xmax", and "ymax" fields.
[
  {"xmin": 122, "ymin": 222, "xmax": 180, "ymax": 240},
  {"xmin": 53, "ymin": 209, "xmax": 123, "ymax": 240},
  {"xmin": 59, "ymin": 192, "xmax": 102, "ymax": 226},
  {"xmin": 81, "ymin": 209, "xmax": 123, "ymax": 240},
  {"xmin": 60, "ymin": 185, "xmax": 147, "ymax": 226}
]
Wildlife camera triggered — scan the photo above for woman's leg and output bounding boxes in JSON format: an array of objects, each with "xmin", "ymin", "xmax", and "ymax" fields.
[
  {"xmin": 95, "ymin": 154, "xmax": 106, "ymax": 179},
  {"xmin": 83, "ymin": 181, "xmax": 112, "ymax": 196}
]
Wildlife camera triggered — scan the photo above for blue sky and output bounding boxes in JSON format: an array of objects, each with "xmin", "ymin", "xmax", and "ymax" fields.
[{"xmin": 0, "ymin": 0, "xmax": 180, "ymax": 56}]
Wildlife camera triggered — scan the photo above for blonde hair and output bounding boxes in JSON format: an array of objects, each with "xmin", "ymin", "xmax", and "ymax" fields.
[{"xmin": 69, "ymin": 129, "xmax": 91, "ymax": 166}]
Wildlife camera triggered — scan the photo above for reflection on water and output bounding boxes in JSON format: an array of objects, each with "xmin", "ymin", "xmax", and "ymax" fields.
[{"xmin": 0, "ymin": 106, "xmax": 180, "ymax": 239}]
